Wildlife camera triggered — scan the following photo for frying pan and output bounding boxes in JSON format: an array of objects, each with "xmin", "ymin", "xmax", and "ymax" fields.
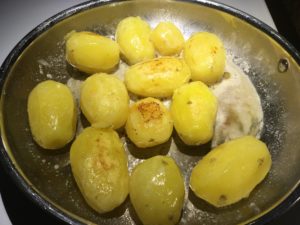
[{"xmin": 0, "ymin": 0, "xmax": 299, "ymax": 224}]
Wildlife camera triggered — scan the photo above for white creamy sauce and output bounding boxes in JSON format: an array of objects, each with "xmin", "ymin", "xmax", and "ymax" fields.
[{"xmin": 66, "ymin": 58, "xmax": 263, "ymax": 148}]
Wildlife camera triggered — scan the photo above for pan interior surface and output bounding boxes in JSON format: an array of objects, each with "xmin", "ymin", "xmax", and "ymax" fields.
[{"xmin": 1, "ymin": 1, "xmax": 300, "ymax": 224}]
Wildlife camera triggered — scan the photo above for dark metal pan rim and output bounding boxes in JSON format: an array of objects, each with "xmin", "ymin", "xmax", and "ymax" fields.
[{"xmin": 0, "ymin": 0, "xmax": 299, "ymax": 224}]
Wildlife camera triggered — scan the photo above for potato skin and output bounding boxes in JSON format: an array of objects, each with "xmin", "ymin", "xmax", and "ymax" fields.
[
  {"xmin": 125, "ymin": 97, "xmax": 173, "ymax": 148},
  {"xmin": 184, "ymin": 32, "xmax": 226, "ymax": 85},
  {"xmin": 65, "ymin": 31, "xmax": 120, "ymax": 74},
  {"xmin": 125, "ymin": 57, "xmax": 191, "ymax": 98},
  {"xmin": 70, "ymin": 127, "xmax": 129, "ymax": 213},
  {"xmin": 190, "ymin": 136, "xmax": 272, "ymax": 207},
  {"xmin": 116, "ymin": 16, "xmax": 155, "ymax": 65},
  {"xmin": 170, "ymin": 81, "xmax": 217, "ymax": 145},
  {"xmin": 80, "ymin": 73, "xmax": 129, "ymax": 129},
  {"xmin": 130, "ymin": 156, "xmax": 185, "ymax": 225},
  {"xmin": 150, "ymin": 22, "xmax": 184, "ymax": 56},
  {"xmin": 27, "ymin": 80, "xmax": 77, "ymax": 149}
]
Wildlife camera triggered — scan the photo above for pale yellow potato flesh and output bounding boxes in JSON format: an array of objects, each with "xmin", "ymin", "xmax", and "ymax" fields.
[
  {"xmin": 65, "ymin": 31, "xmax": 120, "ymax": 74},
  {"xmin": 150, "ymin": 21, "xmax": 185, "ymax": 56},
  {"xmin": 27, "ymin": 80, "xmax": 77, "ymax": 149},
  {"xmin": 80, "ymin": 73, "xmax": 129, "ymax": 129},
  {"xmin": 130, "ymin": 156, "xmax": 185, "ymax": 225},
  {"xmin": 171, "ymin": 81, "xmax": 217, "ymax": 145},
  {"xmin": 116, "ymin": 16, "xmax": 155, "ymax": 65},
  {"xmin": 184, "ymin": 32, "xmax": 226, "ymax": 85},
  {"xmin": 125, "ymin": 97, "xmax": 173, "ymax": 148},
  {"xmin": 125, "ymin": 57, "xmax": 191, "ymax": 98},
  {"xmin": 190, "ymin": 136, "xmax": 272, "ymax": 207},
  {"xmin": 70, "ymin": 127, "xmax": 129, "ymax": 213}
]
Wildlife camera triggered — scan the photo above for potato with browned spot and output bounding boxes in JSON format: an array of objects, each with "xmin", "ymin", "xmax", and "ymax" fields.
[
  {"xmin": 171, "ymin": 81, "xmax": 217, "ymax": 145},
  {"xmin": 116, "ymin": 16, "xmax": 155, "ymax": 65},
  {"xmin": 125, "ymin": 57, "xmax": 191, "ymax": 98},
  {"xmin": 27, "ymin": 80, "xmax": 77, "ymax": 149},
  {"xmin": 125, "ymin": 97, "xmax": 173, "ymax": 148},
  {"xmin": 184, "ymin": 32, "xmax": 226, "ymax": 85},
  {"xmin": 65, "ymin": 31, "xmax": 120, "ymax": 74},
  {"xmin": 70, "ymin": 127, "xmax": 129, "ymax": 213},
  {"xmin": 130, "ymin": 156, "xmax": 185, "ymax": 225},
  {"xmin": 190, "ymin": 136, "xmax": 272, "ymax": 207}
]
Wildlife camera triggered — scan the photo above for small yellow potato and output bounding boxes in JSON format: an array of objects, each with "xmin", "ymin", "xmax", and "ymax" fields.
[
  {"xmin": 150, "ymin": 21, "xmax": 185, "ymax": 56},
  {"xmin": 130, "ymin": 156, "xmax": 185, "ymax": 225},
  {"xmin": 125, "ymin": 97, "xmax": 173, "ymax": 148},
  {"xmin": 184, "ymin": 32, "xmax": 226, "ymax": 85},
  {"xmin": 65, "ymin": 31, "xmax": 120, "ymax": 74},
  {"xmin": 190, "ymin": 136, "xmax": 272, "ymax": 207},
  {"xmin": 70, "ymin": 127, "xmax": 129, "ymax": 213},
  {"xmin": 27, "ymin": 80, "xmax": 77, "ymax": 149},
  {"xmin": 80, "ymin": 73, "xmax": 129, "ymax": 129},
  {"xmin": 170, "ymin": 81, "xmax": 217, "ymax": 145},
  {"xmin": 116, "ymin": 16, "xmax": 155, "ymax": 65},
  {"xmin": 125, "ymin": 57, "xmax": 191, "ymax": 98}
]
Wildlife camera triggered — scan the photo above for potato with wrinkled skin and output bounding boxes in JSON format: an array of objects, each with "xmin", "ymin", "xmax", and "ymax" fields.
[
  {"xmin": 171, "ymin": 81, "xmax": 217, "ymax": 145},
  {"xmin": 130, "ymin": 156, "xmax": 185, "ymax": 225},
  {"xmin": 184, "ymin": 32, "xmax": 226, "ymax": 85},
  {"xmin": 125, "ymin": 97, "xmax": 173, "ymax": 148},
  {"xmin": 80, "ymin": 73, "xmax": 129, "ymax": 129},
  {"xmin": 116, "ymin": 16, "xmax": 155, "ymax": 65},
  {"xmin": 65, "ymin": 31, "xmax": 120, "ymax": 74},
  {"xmin": 150, "ymin": 22, "xmax": 185, "ymax": 56},
  {"xmin": 27, "ymin": 80, "xmax": 77, "ymax": 149},
  {"xmin": 125, "ymin": 57, "xmax": 191, "ymax": 98},
  {"xmin": 190, "ymin": 136, "xmax": 272, "ymax": 207},
  {"xmin": 70, "ymin": 127, "xmax": 129, "ymax": 213}
]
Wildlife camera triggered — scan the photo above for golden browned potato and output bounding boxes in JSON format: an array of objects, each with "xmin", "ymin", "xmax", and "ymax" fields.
[
  {"xmin": 150, "ymin": 21, "xmax": 185, "ymax": 56},
  {"xmin": 70, "ymin": 127, "xmax": 129, "ymax": 213},
  {"xmin": 170, "ymin": 81, "xmax": 217, "ymax": 145},
  {"xmin": 65, "ymin": 31, "xmax": 120, "ymax": 74},
  {"xmin": 125, "ymin": 97, "xmax": 173, "ymax": 148},
  {"xmin": 130, "ymin": 156, "xmax": 185, "ymax": 225},
  {"xmin": 190, "ymin": 136, "xmax": 272, "ymax": 207},
  {"xmin": 116, "ymin": 16, "xmax": 155, "ymax": 65},
  {"xmin": 184, "ymin": 32, "xmax": 226, "ymax": 85},
  {"xmin": 27, "ymin": 80, "xmax": 77, "ymax": 149},
  {"xmin": 125, "ymin": 57, "xmax": 191, "ymax": 98},
  {"xmin": 80, "ymin": 73, "xmax": 129, "ymax": 129}
]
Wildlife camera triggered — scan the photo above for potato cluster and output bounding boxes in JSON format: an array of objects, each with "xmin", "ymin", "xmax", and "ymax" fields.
[{"xmin": 27, "ymin": 16, "xmax": 272, "ymax": 224}]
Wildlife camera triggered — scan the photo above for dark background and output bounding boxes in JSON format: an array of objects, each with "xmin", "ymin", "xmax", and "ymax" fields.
[{"xmin": 0, "ymin": 0, "xmax": 300, "ymax": 224}]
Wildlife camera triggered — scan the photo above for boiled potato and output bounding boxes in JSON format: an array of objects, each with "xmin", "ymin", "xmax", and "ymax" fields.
[
  {"xmin": 171, "ymin": 81, "xmax": 217, "ymax": 145},
  {"xmin": 184, "ymin": 32, "xmax": 226, "ymax": 85},
  {"xmin": 125, "ymin": 97, "xmax": 173, "ymax": 148},
  {"xmin": 27, "ymin": 80, "xmax": 77, "ymax": 149},
  {"xmin": 70, "ymin": 127, "xmax": 129, "ymax": 213},
  {"xmin": 65, "ymin": 31, "xmax": 120, "ymax": 74},
  {"xmin": 150, "ymin": 22, "xmax": 184, "ymax": 56},
  {"xmin": 80, "ymin": 73, "xmax": 129, "ymax": 129},
  {"xmin": 190, "ymin": 136, "xmax": 272, "ymax": 207},
  {"xmin": 125, "ymin": 57, "xmax": 191, "ymax": 98},
  {"xmin": 130, "ymin": 156, "xmax": 185, "ymax": 225},
  {"xmin": 116, "ymin": 16, "xmax": 155, "ymax": 65}
]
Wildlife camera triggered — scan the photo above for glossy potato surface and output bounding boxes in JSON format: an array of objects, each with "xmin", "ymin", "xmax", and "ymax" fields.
[
  {"xmin": 80, "ymin": 73, "xmax": 129, "ymax": 129},
  {"xmin": 125, "ymin": 97, "xmax": 173, "ymax": 148},
  {"xmin": 171, "ymin": 81, "xmax": 217, "ymax": 145},
  {"xmin": 65, "ymin": 31, "xmax": 120, "ymax": 74},
  {"xmin": 27, "ymin": 80, "xmax": 77, "ymax": 149},
  {"xmin": 190, "ymin": 136, "xmax": 272, "ymax": 207},
  {"xmin": 130, "ymin": 156, "xmax": 185, "ymax": 225},
  {"xmin": 70, "ymin": 127, "xmax": 129, "ymax": 213},
  {"xmin": 116, "ymin": 16, "xmax": 155, "ymax": 65},
  {"xmin": 184, "ymin": 32, "xmax": 226, "ymax": 85},
  {"xmin": 125, "ymin": 57, "xmax": 191, "ymax": 98},
  {"xmin": 150, "ymin": 22, "xmax": 185, "ymax": 56}
]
